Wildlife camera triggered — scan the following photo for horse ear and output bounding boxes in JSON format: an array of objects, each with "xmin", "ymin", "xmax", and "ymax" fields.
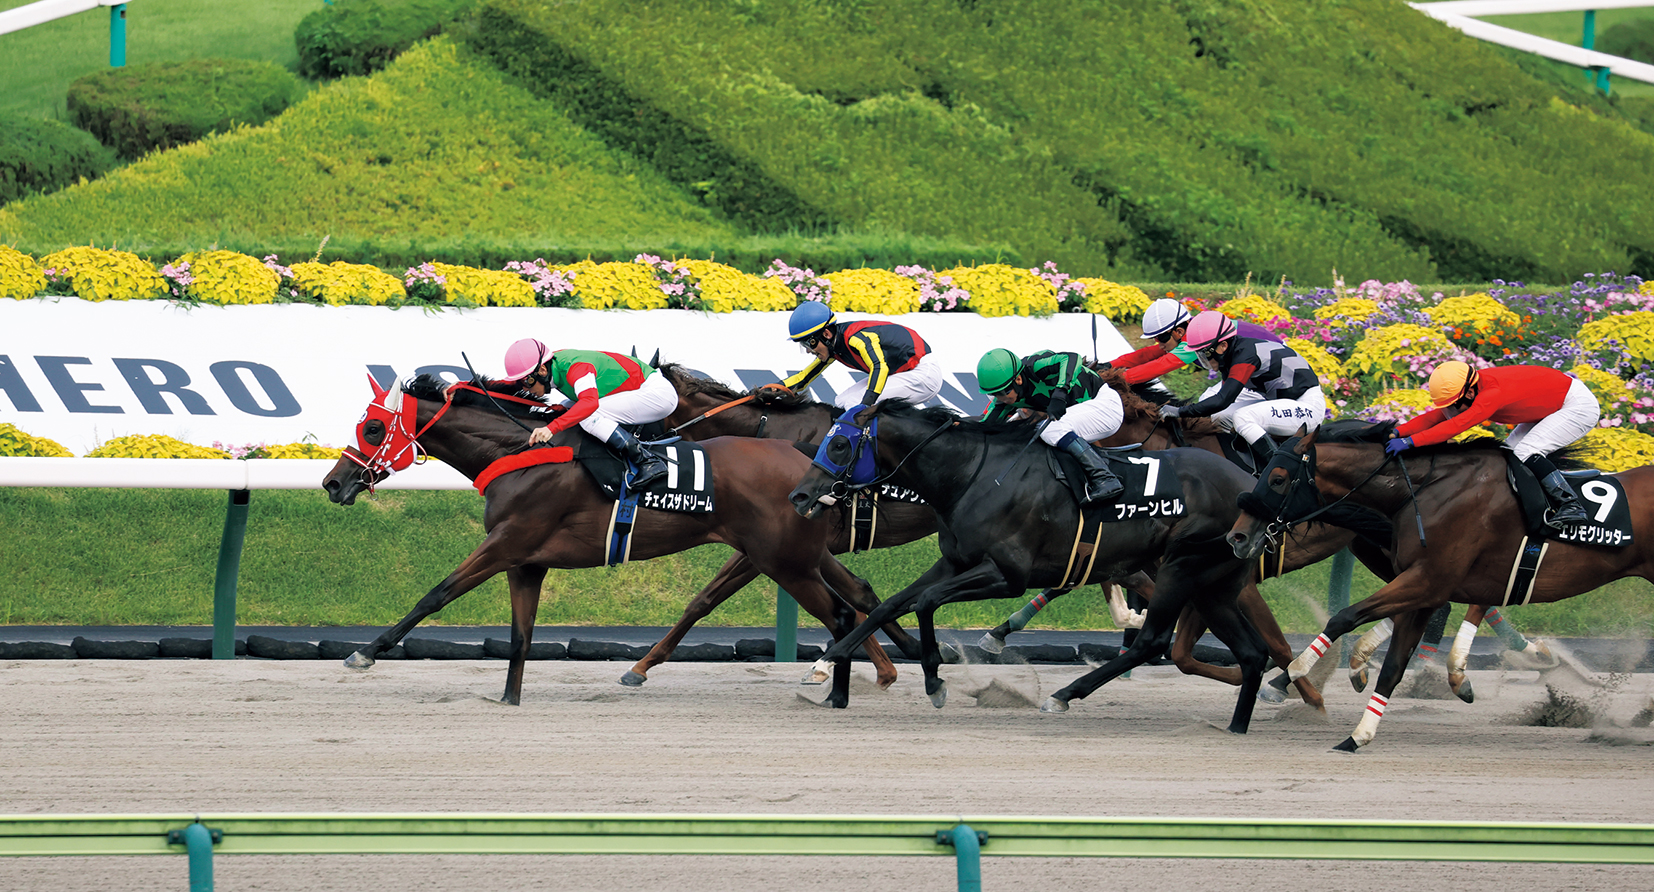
[
  {"xmin": 650, "ymin": 348, "xmax": 661, "ymax": 367},
  {"xmin": 368, "ymin": 372, "xmax": 388, "ymax": 401},
  {"xmin": 1295, "ymin": 425, "xmax": 1318, "ymax": 454},
  {"xmin": 384, "ymin": 379, "xmax": 404, "ymax": 412}
]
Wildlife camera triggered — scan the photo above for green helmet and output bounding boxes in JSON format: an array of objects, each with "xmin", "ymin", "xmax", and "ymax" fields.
[{"xmin": 976, "ymin": 348, "xmax": 1019, "ymax": 395}]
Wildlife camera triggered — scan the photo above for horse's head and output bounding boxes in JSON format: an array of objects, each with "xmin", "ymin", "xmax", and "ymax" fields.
[
  {"xmin": 322, "ymin": 376, "xmax": 429, "ymax": 505},
  {"xmin": 788, "ymin": 405, "xmax": 879, "ymax": 519},
  {"xmin": 1227, "ymin": 427, "xmax": 1322, "ymax": 559}
]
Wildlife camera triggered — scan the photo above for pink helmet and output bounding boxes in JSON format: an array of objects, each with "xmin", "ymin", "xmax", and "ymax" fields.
[
  {"xmin": 1183, "ymin": 310, "xmax": 1238, "ymax": 351},
  {"xmin": 502, "ymin": 338, "xmax": 549, "ymax": 381}
]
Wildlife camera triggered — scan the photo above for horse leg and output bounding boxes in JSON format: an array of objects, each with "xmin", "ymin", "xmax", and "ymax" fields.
[
  {"xmin": 1043, "ymin": 596, "xmax": 1181, "ymax": 712},
  {"xmin": 1168, "ymin": 604, "xmax": 1244, "ymax": 686},
  {"xmin": 1483, "ymin": 605, "xmax": 1558, "ymax": 670},
  {"xmin": 772, "ymin": 564, "xmax": 896, "ymax": 707},
  {"xmin": 820, "ymin": 557, "xmax": 955, "ymax": 666},
  {"xmin": 621, "ymin": 552, "xmax": 761, "ymax": 687},
  {"xmin": 1335, "ymin": 606, "xmax": 1430, "ymax": 752},
  {"xmin": 1288, "ymin": 565, "xmax": 1437, "ymax": 684},
  {"xmin": 1193, "ymin": 586, "xmax": 1272, "ymax": 734},
  {"xmin": 501, "ymin": 565, "xmax": 547, "ymax": 706},
  {"xmin": 1236, "ymin": 582, "xmax": 1324, "ymax": 711},
  {"xmin": 345, "ymin": 534, "xmax": 515, "ymax": 669},
  {"xmin": 1347, "ymin": 618, "xmax": 1393, "ymax": 692},
  {"xmin": 979, "ymin": 587, "xmax": 1067, "ymax": 654},
  {"xmin": 805, "ymin": 558, "xmax": 955, "ymax": 685},
  {"xmin": 907, "ymin": 559, "xmax": 1015, "ymax": 708}
]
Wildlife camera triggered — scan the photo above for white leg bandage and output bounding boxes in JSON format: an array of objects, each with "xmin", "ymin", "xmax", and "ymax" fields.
[
  {"xmin": 1351, "ymin": 692, "xmax": 1389, "ymax": 747},
  {"xmin": 1449, "ymin": 620, "xmax": 1478, "ymax": 678},
  {"xmin": 1290, "ymin": 633, "xmax": 1333, "ymax": 680},
  {"xmin": 1349, "ymin": 618, "xmax": 1394, "ymax": 669}
]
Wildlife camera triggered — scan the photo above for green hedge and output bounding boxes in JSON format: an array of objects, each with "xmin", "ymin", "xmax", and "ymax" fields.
[
  {"xmin": 0, "ymin": 115, "xmax": 117, "ymax": 205},
  {"xmin": 470, "ymin": 0, "xmax": 1654, "ymax": 285},
  {"xmin": 66, "ymin": 59, "xmax": 302, "ymax": 159},
  {"xmin": 1600, "ymin": 19, "xmax": 1654, "ymax": 65},
  {"xmin": 295, "ymin": 0, "xmax": 477, "ymax": 79}
]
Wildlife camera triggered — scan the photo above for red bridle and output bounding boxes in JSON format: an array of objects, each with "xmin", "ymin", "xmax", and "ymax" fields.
[{"xmin": 342, "ymin": 379, "xmax": 456, "ymax": 491}]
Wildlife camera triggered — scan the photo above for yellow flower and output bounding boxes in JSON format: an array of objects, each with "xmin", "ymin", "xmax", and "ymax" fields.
[
  {"xmin": 40, "ymin": 246, "xmax": 168, "ymax": 302},
  {"xmin": 937, "ymin": 264, "xmax": 1056, "ymax": 317},
  {"xmin": 679, "ymin": 259, "xmax": 795, "ymax": 312},
  {"xmin": 1578, "ymin": 427, "xmax": 1654, "ymax": 472},
  {"xmin": 0, "ymin": 423, "xmax": 72, "ymax": 457},
  {"xmin": 570, "ymin": 261, "xmax": 666, "ymax": 310},
  {"xmin": 1312, "ymin": 297, "xmax": 1380, "ymax": 328},
  {"xmin": 0, "ymin": 245, "xmax": 47, "ymax": 300},
  {"xmin": 1217, "ymin": 295, "xmax": 1291, "ymax": 324},
  {"xmin": 1073, "ymin": 278, "xmax": 1151, "ymax": 320},
  {"xmin": 1342, "ymin": 324, "xmax": 1456, "ymax": 376},
  {"xmin": 86, "ymin": 434, "xmax": 231, "ymax": 459},
  {"xmin": 259, "ymin": 442, "xmax": 344, "ymax": 459},
  {"xmin": 290, "ymin": 261, "xmax": 403, "ymax": 306},
  {"xmin": 822, "ymin": 268, "xmax": 921, "ymax": 315},
  {"xmin": 1576, "ymin": 311, "xmax": 1654, "ymax": 364},
  {"xmin": 429, "ymin": 263, "xmax": 535, "ymax": 307},
  {"xmin": 1570, "ymin": 365, "xmax": 1636, "ymax": 406},
  {"xmin": 1425, "ymin": 293, "xmax": 1519, "ymax": 333},
  {"xmin": 176, "ymin": 250, "xmax": 279, "ymax": 305}
]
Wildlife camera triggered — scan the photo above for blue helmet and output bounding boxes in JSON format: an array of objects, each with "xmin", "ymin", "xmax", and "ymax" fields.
[{"xmin": 788, "ymin": 301, "xmax": 836, "ymax": 341}]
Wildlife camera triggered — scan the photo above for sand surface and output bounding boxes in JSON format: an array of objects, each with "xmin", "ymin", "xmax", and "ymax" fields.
[{"xmin": 3, "ymin": 656, "xmax": 1653, "ymax": 890}]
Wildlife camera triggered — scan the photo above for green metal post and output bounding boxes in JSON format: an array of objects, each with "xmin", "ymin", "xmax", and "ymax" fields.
[
  {"xmin": 1328, "ymin": 548, "xmax": 1353, "ymax": 662},
  {"xmin": 109, "ymin": 5, "xmax": 126, "ymax": 67},
  {"xmin": 212, "ymin": 490, "xmax": 251, "ymax": 660},
  {"xmin": 1583, "ymin": 10, "xmax": 1596, "ymax": 81},
  {"xmin": 1596, "ymin": 67, "xmax": 1611, "ymax": 95},
  {"xmin": 939, "ymin": 823, "xmax": 982, "ymax": 892},
  {"xmin": 774, "ymin": 585, "xmax": 797, "ymax": 662},
  {"xmin": 183, "ymin": 822, "xmax": 214, "ymax": 892}
]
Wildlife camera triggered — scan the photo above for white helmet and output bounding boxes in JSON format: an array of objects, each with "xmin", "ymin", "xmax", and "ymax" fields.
[{"xmin": 1140, "ymin": 298, "xmax": 1193, "ymax": 339}]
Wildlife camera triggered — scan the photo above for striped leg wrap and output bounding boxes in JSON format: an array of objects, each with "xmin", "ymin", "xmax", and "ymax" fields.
[
  {"xmin": 1352, "ymin": 692, "xmax": 1389, "ymax": 747},
  {"xmin": 1290, "ymin": 634, "xmax": 1332, "ymax": 680}
]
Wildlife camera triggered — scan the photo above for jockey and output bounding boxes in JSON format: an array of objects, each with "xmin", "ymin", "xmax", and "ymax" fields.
[
  {"xmin": 1157, "ymin": 310, "xmax": 1325, "ymax": 468},
  {"xmin": 765, "ymin": 301, "xmax": 944, "ymax": 411},
  {"xmin": 1109, "ymin": 297, "xmax": 1284, "ymax": 386},
  {"xmin": 977, "ymin": 348, "xmax": 1125, "ymax": 504},
  {"xmin": 1385, "ymin": 361, "xmax": 1598, "ymax": 531},
  {"xmin": 498, "ymin": 338, "xmax": 676, "ymax": 489}
]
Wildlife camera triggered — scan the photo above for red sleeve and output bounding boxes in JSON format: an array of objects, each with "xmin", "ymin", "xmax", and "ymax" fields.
[
  {"xmin": 1227, "ymin": 363, "xmax": 1257, "ymax": 385},
  {"xmin": 548, "ymin": 362, "xmax": 600, "ymax": 432},
  {"xmin": 1110, "ymin": 344, "xmax": 1167, "ymax": 370},
  {"xmin": 1397, "ymin": 377, "xmax": 1508, "ymax": 447},
  {"xmin": 1120, "ymin": 351, "xmax": 1187, "ymax": 384},
  {"xmin": 1394, "ymin": 406, "xmax": 1449, "ymax": 439}
]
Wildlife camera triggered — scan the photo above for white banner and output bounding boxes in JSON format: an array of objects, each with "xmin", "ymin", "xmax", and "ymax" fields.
[{"xmin": 0, "ymin": 299, "xmax": 1131, "ymax": 455}]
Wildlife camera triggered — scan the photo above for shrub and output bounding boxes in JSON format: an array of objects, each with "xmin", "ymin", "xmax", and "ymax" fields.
[
  {"xmin": 290, "ymin": 260, "xmax": 404, "ymax": 306},
  {"xmin": 40, "ymin": 246, "xmax": 168, "ymax": 301},
  {"xmin": 0, "ymin": 115, "xmax": 117, "ymax": 205},
  {"xmin": 0, "ymin": 244, "xmax": 47, "ymax": 299},
  {"xmin": 1599, "ymin": 20, "xmax": 1654, "ymax": 66},
  {"xmin": 67, "ymin": 59, "xmax": 302, "ymax": 159},
  {"xmin": 0, "ymin": 423, "xmax": 72, "ymax": 457},
  {"xmin": 296, "ymin": 0, "xmax": 477, "ymax": 79},
  {"xmin": 168, "ymin": 250, "xmax": 281, "ymax": 305},
  {"xmin": 86, "ymin": 434, "xmax": 231, "ymax": 459}
]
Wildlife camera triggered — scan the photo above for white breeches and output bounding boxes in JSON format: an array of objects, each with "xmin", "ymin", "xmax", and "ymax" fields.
[
  {"xmin": 1040, "ymin": 387, "xmax": 1124, "ymax": 446},
  {"xmin": 562, "ymin": 372, "xmax": 679, "ymax": 441},
  {"xmin": 1507, "ymin": 378, "xmax": 1600, "ymax": 461},
  {"xmin": 1201, "ymin": 383, "xmax": 1327, "ymax": 444},
  {"xmin": 834, "ymin": 353, "xmax": 946, "ymax": 409}
]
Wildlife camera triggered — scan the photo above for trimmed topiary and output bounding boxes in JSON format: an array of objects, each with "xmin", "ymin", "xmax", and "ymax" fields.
[
  {"xmin": 66, "ymin": 59, "xmax": 301, "ymax": 159},
  {"xmin": 0, "ymin": 114, "xmax": 117, "ymax": 205},
  {"xmin": 295, "ymin": 0, "xmax": 476, "ymax": 79}
]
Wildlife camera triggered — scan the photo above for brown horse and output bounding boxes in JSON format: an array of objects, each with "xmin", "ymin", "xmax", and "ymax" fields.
[
  {"xmin": 1226, "ymin": 420, "xmax": 1654, "ymax": 751},
  {"xmin": 318, "ymin": 374, "xmax": 894, "ymax": 706}
]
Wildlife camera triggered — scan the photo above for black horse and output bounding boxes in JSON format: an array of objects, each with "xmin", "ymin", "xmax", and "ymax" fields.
[{"xmin": 787, "ymin": 402, "xmax": 1273, "ymax": 732}]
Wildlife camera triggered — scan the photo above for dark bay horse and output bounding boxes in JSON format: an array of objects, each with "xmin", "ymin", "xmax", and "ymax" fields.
[
  {"xmin": 788, "ymin": 402, "xmax": 1274, "ymax": 732},
  {"xmin": 318, "ymin": 374, "xmax": 895, "ymax": 706},
  {"xmin": 1226, "ymin": 421, "xmax": 1654, "ymax": 751}
]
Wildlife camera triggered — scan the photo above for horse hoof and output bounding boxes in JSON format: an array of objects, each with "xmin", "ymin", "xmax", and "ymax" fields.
[
  {"xmin": 1349, "ymin": 667, "xmax": 1368, "ymax": 692},
  {"xmin": 939, "ymin": 643, "xmax": 963, "ymax": 664},
  {"xmin": 927, "ymin": 680, "xmax": 947, "ymax": 709},
  {"xmin": 976, "ymin": 633, "xmax": 1005, "ymax": 655},
  {"xmin": 1040, "ymin": 696, "xmax": 1069, "ymax": 714},
  {"xmin": 618, "ymin": 671, "xmax": 647, "ymax": 687},
  {"xmin": 1257, "ymin": 684, "xmax": 1286, "ymax": 705},
  {"xmin": 1503, "ymin": 641, "xmax": 1561, "ymax": 671},
  {"xmin": 801, "ymin": 659, "xmax": 831, "ymax": 685},
  {"xmin": 344, "ymin": 651, "xmax": 375, "ymax": 670},
  {"xmin": 1452, "ymin": 677, "xmax": 1475, "ymax": 704},
  {"xmin": 1331, "ymin": 736, "xmax": 1360, "ymax": 753}
]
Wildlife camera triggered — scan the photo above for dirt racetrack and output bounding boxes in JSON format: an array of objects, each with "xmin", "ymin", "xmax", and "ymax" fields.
[{"xmin": 4, "ymin": 655, "xmax": 1654, "ymax": 891}]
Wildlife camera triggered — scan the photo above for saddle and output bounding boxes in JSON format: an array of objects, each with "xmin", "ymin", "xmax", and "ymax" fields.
[
  {"xmin": 577, "ymin": 432, "xmax": 715, "ymax": 514},
  {"xmin": 1046, "ymin": 445, "xmax": 1187, "ymax": 523},
  {"xmin": 1501, "ymin": 451, "xmax": 1630, "ymax": 546}
]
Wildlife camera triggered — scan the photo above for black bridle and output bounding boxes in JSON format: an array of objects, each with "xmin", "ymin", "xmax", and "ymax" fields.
[{"xmin": 1249, "ymin": 437, "xmax": 1425, "ymax": 550}]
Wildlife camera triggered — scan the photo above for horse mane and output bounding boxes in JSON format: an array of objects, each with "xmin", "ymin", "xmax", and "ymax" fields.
[
  {"xmin": 657, "ymin": 362, "xmax": 744, "ymax": 401},
  {"xmin": 872, "ymin": 399, "xmax": 1041, "ymax": 438},
  {"xmin": 402, "ymin": 374, "xmax": 550, "ymax": 420},
  {"xmin": 1317, "ymin": 417, "xmax": 1589, "ymax": 470},
  {"xmin": 1089, "ymin": 364, "xmax": 1224, "ymax": 438}
]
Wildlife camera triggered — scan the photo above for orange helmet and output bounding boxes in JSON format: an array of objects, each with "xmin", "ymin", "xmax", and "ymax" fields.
[{"xmin": 1427, "ymin": 361, "xmax": 1478, "ymax": 407}]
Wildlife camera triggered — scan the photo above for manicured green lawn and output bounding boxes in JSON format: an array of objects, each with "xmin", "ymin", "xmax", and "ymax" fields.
[{"xmin": 0, "ymin": 0, "xmax": 324, "ymax": 120}]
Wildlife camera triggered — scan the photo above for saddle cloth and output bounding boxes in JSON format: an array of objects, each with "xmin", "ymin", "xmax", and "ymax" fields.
[
  {"xmin": 1046, "ymin": 445, "xmax": 1187, "ymax": 523},
  {"xmin": 578, "ymin": 436, "xmax": 715, "ymax": 514},
  {"xmin": 1502, "ymin": 451, "xmax": 1632, "ymax": 546}
]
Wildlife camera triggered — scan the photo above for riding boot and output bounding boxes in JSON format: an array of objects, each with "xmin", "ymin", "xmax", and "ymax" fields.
[
  {"xmin": 1245, "ymin": 435, "xmax": 1277, "ymax": 474},
  {"xmin": 607, "ymin": 427, "xmax": 668, "ymax": 490},
  {"xmin": 1060, "ymin": 433, "xmax": 1124, "ymax": 504},
  {"xmin": 1524, "ymin": 453, "xmax": 1587, "ymax": 531}
]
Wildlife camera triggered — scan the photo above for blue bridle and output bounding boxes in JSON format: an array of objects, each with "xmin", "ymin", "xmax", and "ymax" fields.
[{"xmin": 810, "ymin": 408, "xmax": 880, "ymax": 489}]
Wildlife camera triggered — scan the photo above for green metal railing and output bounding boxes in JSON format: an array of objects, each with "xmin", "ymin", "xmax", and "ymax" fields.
[{"xmin": 5, "ymin": 813, "xmax": 1654, "ymax": 891}]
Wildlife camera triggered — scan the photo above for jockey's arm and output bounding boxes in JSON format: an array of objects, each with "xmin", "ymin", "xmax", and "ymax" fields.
[
  {"xmin": 846, "ymin": 330, "xmax": 891, "ymax": 405},
  {"xmin": 1177, "ymin": 363, "xmax": 1255, "ymax": 417},
  {"xmin": 782, "ymin": 355, "xmax": 833, "ymax": 392},
  {"xmin": 544, "ymin": 363, "xmax": 601, "ymax": 434},
  {"xmin": 1397, "ymin": 390, "xmax": 1503, "ymax": 447},
  {"xmin": 1109, "ymin": 343, "xmax": 1168, "ymax": 370},
  {"xmin": 1119, "ymin": 349, "xmax": 1190, "ymax": 385}
]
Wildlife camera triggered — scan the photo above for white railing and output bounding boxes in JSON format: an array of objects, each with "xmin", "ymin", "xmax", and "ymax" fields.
[
  {"xmin": 0, "ymin": 0, "xmax": 123, "ymax": 38},
  {"xmin": 1411, "ymin": 1, "xmax": 1654, "ymax": 85},
  {"xmin": 0, "ymin": 457, "xmax": 468, "ymax": 490}
]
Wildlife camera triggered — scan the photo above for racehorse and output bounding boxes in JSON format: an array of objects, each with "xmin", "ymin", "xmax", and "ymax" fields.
[
  {"xmin": 318, "ymin": 374, "xmax": 895, "ymax": 707},
  {"xmin": 788, "ymin": 402, "xmax": 1275, "ymax": 733},
  {"xmin": 1226, "ymin": 420, "xmax": 1654, "ymax": 750}
]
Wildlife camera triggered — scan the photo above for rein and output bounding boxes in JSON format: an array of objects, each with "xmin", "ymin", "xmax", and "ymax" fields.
[
  {"xmin": 831, "ymin": 416, "xmax": 956, "ymax": 500},
  {"xmin": 344, "ymin": 395, "xmax": 457, "ymax": 490},
  {"xmin": 1267, "ymin": 444, "xmax": 1429, "ymax": 549},
  {"xmin": 668, "ymin": 393, "xmax": 756, "ymax": 435}
]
